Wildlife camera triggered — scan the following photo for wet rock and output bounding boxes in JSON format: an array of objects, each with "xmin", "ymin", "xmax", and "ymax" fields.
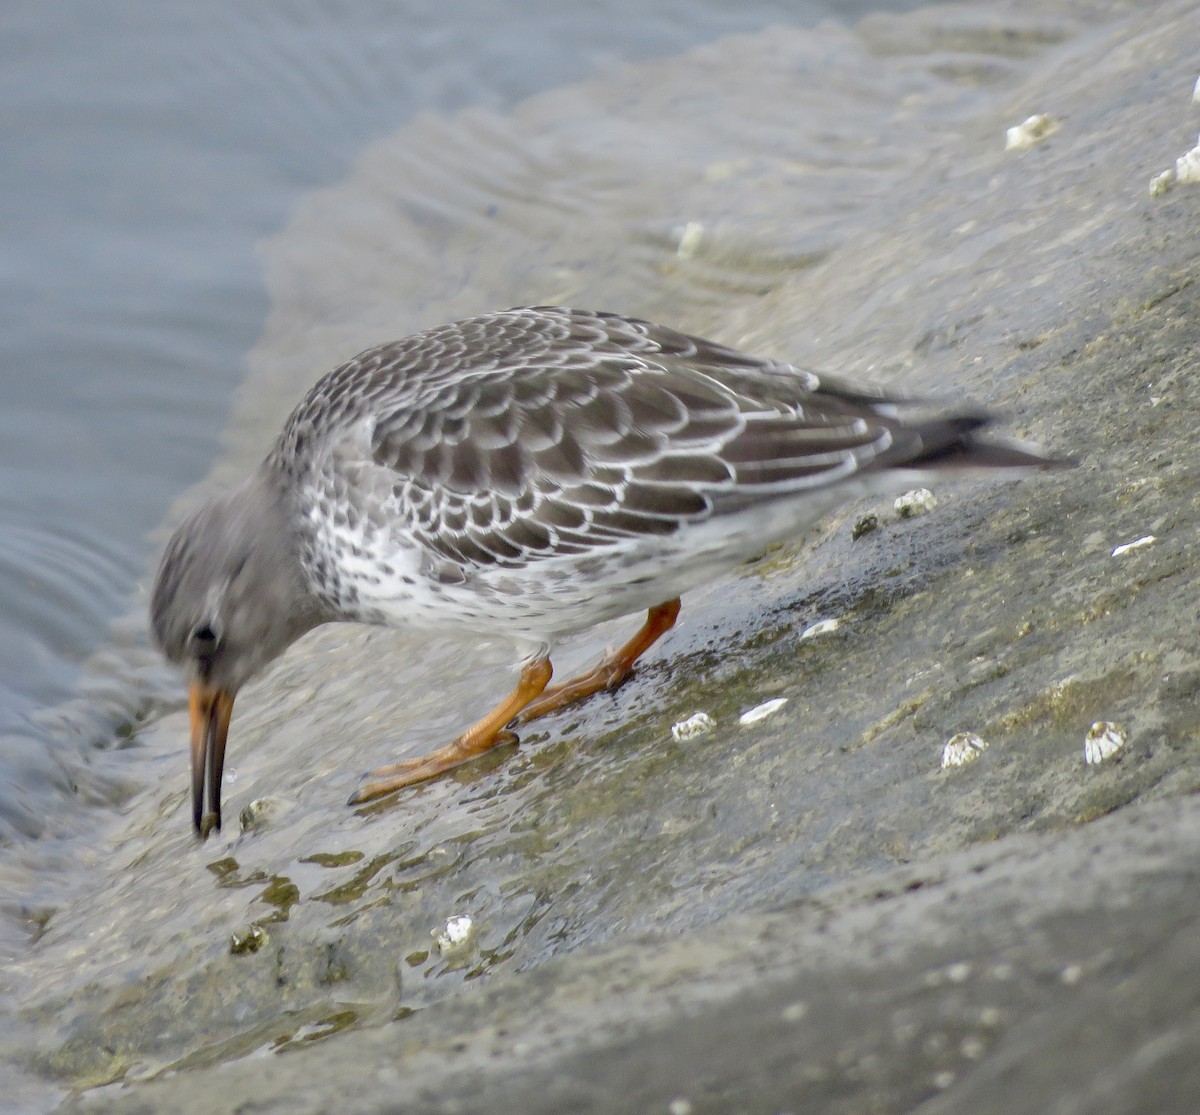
[{"xmin": 19, "ymin": 1, "xmax": 1200, "ymax": 1112}]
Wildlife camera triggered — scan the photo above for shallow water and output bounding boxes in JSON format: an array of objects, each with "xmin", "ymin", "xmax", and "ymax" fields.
[{"xmin": 5, "ymin": 0, "xmax": 1189, "ymax": 1107}]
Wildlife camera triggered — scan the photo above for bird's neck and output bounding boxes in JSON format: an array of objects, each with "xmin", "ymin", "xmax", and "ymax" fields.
[{"xmin": 242, "ymin": 466, "xmax": 338, "ymax": 637}]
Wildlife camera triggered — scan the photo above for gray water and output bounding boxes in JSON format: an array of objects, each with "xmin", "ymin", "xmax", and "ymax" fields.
[{"xmin": 0, "ymin": 0, "xmax": 925, "ymax": 842}]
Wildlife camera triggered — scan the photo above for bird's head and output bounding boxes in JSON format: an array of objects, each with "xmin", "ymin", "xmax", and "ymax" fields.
[{"xmin": 151, "ymin": 474, "xmax": 324, "ymax": 838}]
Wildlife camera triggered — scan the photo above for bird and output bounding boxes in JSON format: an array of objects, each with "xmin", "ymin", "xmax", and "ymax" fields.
[{"xmin": 151, "ymin": 306, "xmax": 1064, "ymax": 837}]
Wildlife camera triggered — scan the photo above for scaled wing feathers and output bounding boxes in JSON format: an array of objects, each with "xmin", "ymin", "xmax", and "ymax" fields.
[{"xmin": 349, "ymin": 308, "xmax": 899, "ymax": 569}]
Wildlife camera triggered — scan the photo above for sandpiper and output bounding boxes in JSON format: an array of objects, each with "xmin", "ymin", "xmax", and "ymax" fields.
[{"xmin": 151, "ymin": 307, "xmax": 1063, "ymax": 837}]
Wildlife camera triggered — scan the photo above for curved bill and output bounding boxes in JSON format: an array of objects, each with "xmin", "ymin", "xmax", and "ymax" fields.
[{"xmin": 188, "ymin": 681, "xmax": 236, "ymax": 839}]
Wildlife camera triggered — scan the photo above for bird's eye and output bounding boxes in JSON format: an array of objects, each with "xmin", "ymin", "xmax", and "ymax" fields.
[{"xmin": 189, "ymin": 621, "xmax": 221, "ymax": 652}]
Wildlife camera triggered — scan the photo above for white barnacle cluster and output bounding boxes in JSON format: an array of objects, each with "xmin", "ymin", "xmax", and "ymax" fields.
[
  {"xmin": 1150, "ymin": 168, "xmax": 1176, "ymax": 197},
  {"xmin": 239, "ymin": 796, "xmax": 287, "ymax": 833},
  {"xmin": 671, "ymin": 699, "xmax": 789, "ymax": 740},
  {"xmin": 1083, "ymin": 721, "xmax": 1126, "ymax": 764},
  {"xmin": 1005, "ymin": 113, "xmax": 1058, "ymax": 150},
  {"xmin": 229, "ymin": 925, "xmax": 268, "ymax": 956},
  {"xmin": 432, "ymin": 914, "xmax": 475, "ymax": 954},
  {"xmin": 941, "ymin": 732, "xmax": 989, "ymax": 769},
  {"xmin": 1150, "ymin": 75, "xmax": 1200, "ymax": 195},
  {"xmin": 671, "ymin": 712, "xmax": 715, "ymax": 741},
  {"xmin": 894, "ymin": 488, "xmax": 938, "ymax": 519},
  {"xmin": 1175, "ymin": 140, "xmax": 1200, "ymax": 185}
]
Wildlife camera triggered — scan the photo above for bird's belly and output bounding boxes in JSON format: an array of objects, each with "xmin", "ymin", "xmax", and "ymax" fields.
[
  {"xmin": 378, "ymin": 497, "xmax": 854, "ymax": 640},
  {"xmin": 327, "ymin": 476, "xmax": 893, "ymax": 642}
]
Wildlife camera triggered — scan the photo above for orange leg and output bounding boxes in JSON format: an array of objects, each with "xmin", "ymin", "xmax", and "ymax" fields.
[
  {"xmin": 516, "ymin": 598, "xmax": 681, "ymax": 724},
  {"xmin": 348, "ymin": 653, "xmax": 553, "ymax": 804}
]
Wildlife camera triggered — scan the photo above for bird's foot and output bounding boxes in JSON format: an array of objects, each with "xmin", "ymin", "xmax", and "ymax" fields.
[
  {"xmin": 515, "ymin": 654, "xmax": 629, "ymax": 724},
  {"xmin": 348, "ymin": 729, "xmax": 520, "ymax": 804},
  {"xmin": 346, "ymin": 655, "xmax": 551, "ymax": 806},
  {"xmin": 516, "ymin": 598, "xmax": 681, "ymax": 725}
]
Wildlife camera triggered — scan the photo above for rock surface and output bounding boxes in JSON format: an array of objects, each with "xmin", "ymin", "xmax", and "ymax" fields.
[{"xmin": 14, "ymin": 0, "xmax": 1200, "ymax": 1110}]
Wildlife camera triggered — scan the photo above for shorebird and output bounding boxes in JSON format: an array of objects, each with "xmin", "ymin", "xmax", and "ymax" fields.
[{"xmin": 151, "ymin": 307, "xmax": 1062, "ymax": 837}]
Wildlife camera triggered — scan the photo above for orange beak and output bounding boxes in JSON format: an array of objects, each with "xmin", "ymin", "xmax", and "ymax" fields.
[{"xmin": 189, "ymin": 681, "xmax": 236, "ymax": 839}]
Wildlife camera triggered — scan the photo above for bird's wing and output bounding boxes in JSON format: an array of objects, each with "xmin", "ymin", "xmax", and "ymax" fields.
[{"xmin": 357, "ymin": 308, "xmax": 910, "ymax": 570}]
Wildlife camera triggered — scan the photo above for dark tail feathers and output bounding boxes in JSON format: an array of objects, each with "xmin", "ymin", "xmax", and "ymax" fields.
[{"xmin": 880, "ymin": 413, "xmax": 1073, "ymax": 472}]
